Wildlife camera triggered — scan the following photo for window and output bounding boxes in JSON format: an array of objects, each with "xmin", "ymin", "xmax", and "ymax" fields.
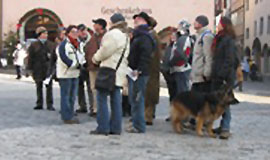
[
  {"xmin": 260, "ymin": 17, "xmax": 264, "ymax": 35},
  {"xmin": 246, "ymin": 0, "xmax": 249, "ymax": 11},
  {"xmin": 254, "ymin": 21, "xmax": 257, "ymax": 37},
  {"xmin": 246, "ymin": 28, "xmax": 250, "ymax": 39},
  {"xmin": 268, "ymin": 16, "xmax": 270, "ymax": 34}
]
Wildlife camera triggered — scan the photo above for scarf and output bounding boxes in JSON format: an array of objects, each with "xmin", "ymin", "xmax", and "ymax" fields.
[
  {"xmin": 211, "ymin": 30, "xmax": 225, "ymax": 53},
  {"xmin": 39, "ymin": 39, "xmax": 47, "ymax": 44},
  {"xmin": 68, "ymin": 36, "xmax": 79, "ymax": 49}
]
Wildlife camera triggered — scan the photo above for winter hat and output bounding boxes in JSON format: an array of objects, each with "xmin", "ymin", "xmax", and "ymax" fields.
[
  {"xmin": 133, "ymin": 12, "xmax": 151, "ymax": 26},
  {"xmin": 110, "ymin": 13, "xmax": 125, "ymax": 24},
  {"xmin": 195, "ymin": 15, "xmax": 209, "ymax": 27},
  {"xmin": 178, "ymin": 20, "xmax": 191, "ymax": 32},
  {"xmin": 77, "ymin": 24, "xmax": 87, "ymax": 31},
  {"xmin": 36, "ymin": 26, "xmax": 47, "ymax": 36},
  {"xmin": 148, "ymin": 16, "xmax": 158, "ymax": 29}
]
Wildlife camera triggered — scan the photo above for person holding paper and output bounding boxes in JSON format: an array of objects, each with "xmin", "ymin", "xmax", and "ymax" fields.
[{"xmin": 27, "ymin": 26, "xmax": 57, "ymax": 111}]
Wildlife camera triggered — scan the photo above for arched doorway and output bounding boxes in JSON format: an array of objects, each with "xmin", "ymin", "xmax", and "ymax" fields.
[
  {"xmin": 252, "ymin": 38, "xmax": 262, "ymax": 72},
  {"xmin": 262, "ymin": 44, "xmax": 269, "ymax": 74},
  {"xmin": 17, "ymin": 8, "xmax": 63, "ymax": 42}
]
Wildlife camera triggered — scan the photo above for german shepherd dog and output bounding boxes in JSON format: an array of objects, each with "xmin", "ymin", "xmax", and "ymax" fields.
[{"xmin": 171, "ymin": 84, "xmax": 238, "ymax": 138}]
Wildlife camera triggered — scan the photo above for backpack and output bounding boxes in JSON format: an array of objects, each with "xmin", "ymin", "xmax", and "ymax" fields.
[{"xmin": 198, "ymin": 30, "xmax": 213, "ymax": 47}]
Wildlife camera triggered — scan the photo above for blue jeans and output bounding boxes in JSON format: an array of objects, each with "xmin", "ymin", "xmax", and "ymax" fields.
[
  {"xmin": 59, "ymin": 78, "xmax": 79, "ymax": 121},
  {"xmin": 212, "ymin": 81, "xmax": 232, "ymax": 131},
  {"xmin": 96, "ymin": 88, "xmax": 122, "ymax": 134},
  {"xmin": 128, "ymin": 76, "xmax": 149, "ymax": 133},
  {"xmin": 220, "ymin": 107, "xmax": 231, "ymax": 131},
  {"xmin": 173, "ymin": 70, "xmax": 191, "ymax": 94}
]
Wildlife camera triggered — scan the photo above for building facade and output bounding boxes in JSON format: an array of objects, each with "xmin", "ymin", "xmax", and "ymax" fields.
[
  {"xmin": 231, "ymin": 0, "xmax": 245, "ymax": 49},
  {"xmin": 0, "ymin": 0, "xmax": 3, "ymax": 55},
  {"xmin": 244, "ymin": 0, "xmax": 270, "ymax": 74},
  {"xmin": 0, "ymin": 0, "xmax": 214, "ymax": 49}
]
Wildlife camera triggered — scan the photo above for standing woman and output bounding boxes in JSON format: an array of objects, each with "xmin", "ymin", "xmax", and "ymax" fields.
[{"xmin": 211, "ymin": 17, "xmax": 239, "ymax": 139}]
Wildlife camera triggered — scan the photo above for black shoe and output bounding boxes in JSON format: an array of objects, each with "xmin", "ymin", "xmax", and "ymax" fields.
[
  {"xmin": 146, "ymin": 121, "xmax": 153, "ymax": 126},
  {"xmin": 109, "ymin": 132, "xmax": 121, "ymax": 135},
  {"xmin": 34, "ymin": 106, "xmax": 43, "ymax": 110},
  {"xmin": 76, "ymin": 109, "xmax": 87, "ymax": 113},
  {"xmin": 90, "ymin": 130, "xmax": 108, "ymax": 136},
  {"xmin": 219, "ymin": 131, "xmax": 231, "ymax": 140},
  {"xmin": 47, "ymin": 106, "xmax": 55, "ymax": 111},
  {"xmin": 165, "ymin": 117, "xmax": 171, "ymax": 122},
  {"xmin": 16, "ymin": 76, "xmax": 21, "ymax": 80},
  {"xmin": 63, "ymin": 119, "xmax": 80, "ymax": 124},
  {"xmin": 213, "ymin": 127, "xmax": 222, "ymax": 135}
]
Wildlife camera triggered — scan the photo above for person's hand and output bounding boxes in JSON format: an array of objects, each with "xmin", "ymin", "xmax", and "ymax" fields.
[{"xmin": 132, "ymin": 70, "xmax": 141, "ymax": 77}]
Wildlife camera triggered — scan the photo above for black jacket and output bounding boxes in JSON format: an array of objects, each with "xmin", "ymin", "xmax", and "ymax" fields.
[
  {"xmin": 211, "ymin": 35, "xmax": 239, "ymax": 85},
  {"xmin": 28, "ymin": 40, "xmax": 57, "ymax": 82},
  {"xmin": 128, "ymin": 25, "xmax": 155, "ymax": 75}
]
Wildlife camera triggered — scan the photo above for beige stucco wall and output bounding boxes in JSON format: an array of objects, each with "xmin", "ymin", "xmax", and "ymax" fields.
[
  {"xmin": 2, "ymin": 0, "xmax": 214, "ymax": 35},
  {"xmin": 0, "ymin": 0, "xmax": 3, "ymax": 52}
]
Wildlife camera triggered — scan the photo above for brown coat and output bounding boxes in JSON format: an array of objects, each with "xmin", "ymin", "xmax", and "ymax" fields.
[
  {"xmin": 85, "ymin": 32, "xmax": 105, "ymax": 71},
  {"xmin": 27, "ymin": 40, "xmax": 57, "ymax": 81},
  {"xmin": 236, "ymin": 65, "xmax": 244, "ymax": 82},
  {"xmin": 145, "ymin": 30, "xmax": 161, "ymax": 106}
]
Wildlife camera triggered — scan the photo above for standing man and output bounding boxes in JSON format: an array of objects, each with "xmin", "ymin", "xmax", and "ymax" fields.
[
  {"xmin": 191, "ymin": 15, "xmax": 214, "ymax": 94},
  {"xmin": 144, "ymin": 16, "xmax": 161, "ymax": 126},
  {"xmin": 90, "ymin": 13, "xmax": 130, "ymax": 135},
  {"xmin": 169, "ymin": 20, "xmax": 193, "ymax": 95},
  {"xmin": 28, "ymin": 26, "xmax": 57, "ymax": 111},
  {"xmin": 190, "ymin": 15, "xmax": 214, "ymax": 126},
  {"xmin": 127, "ymin": 12, "xmax": 155, "ymax": 133},
  {"xmin": 76, "ymin": 24, "xmax": 93, "ymax": 114},
  {"xmin": 57, "ymin": 25, "xmax": 85, "ymax": 124},
  {"xmin": 85, "ymin": 18, "xmax": 107, "ymax": 117}
]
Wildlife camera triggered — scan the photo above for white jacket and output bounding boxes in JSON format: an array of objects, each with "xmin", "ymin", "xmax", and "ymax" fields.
[
  {"xmin": 13, "ymin": 48, "xmax": 27, "ymax": 66},
  {"xmin": 93, "ymin": 28, "xmax": 130, "ymax": 87},
  {"xmin": 56, "ymin": 38, "xmax": 85, "ymax": 79}
]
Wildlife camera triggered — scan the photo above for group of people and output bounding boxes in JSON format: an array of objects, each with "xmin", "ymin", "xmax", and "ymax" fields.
[
  {"xmin": 161, "ymin": 15, "xmax": 240, "ymax": 139},
  {"xmin": 24, "ymin": 11, "xmax": 240, "ymax": 139}
]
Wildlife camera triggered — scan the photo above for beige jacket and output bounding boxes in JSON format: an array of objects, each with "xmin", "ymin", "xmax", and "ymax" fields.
[
  {"xmin": 191, "ymin": 27, "xmax": 214, "ymax": 83},
  {"xmin": 93, "ymin": 26, "xmax": 130, "ymax": 87}
]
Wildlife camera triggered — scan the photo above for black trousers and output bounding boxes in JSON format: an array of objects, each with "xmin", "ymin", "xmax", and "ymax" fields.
[
  {"xmin": 15, "ymin": 65, "xmax": 21, "ymax": 78},
  {"xmin": 191, "ymin": 81, "xmax": 212, "ymax": 93},
  {"xmin": 162, "ymin": 71, "xmax": 177, "ymax": 102},
  {"xmin": 35, "ymin": 80, "xmax": 53, "ymax": 108},
  {"xmin": 78, "ymin": 71, "xmax": 93, "ymax": 111}
]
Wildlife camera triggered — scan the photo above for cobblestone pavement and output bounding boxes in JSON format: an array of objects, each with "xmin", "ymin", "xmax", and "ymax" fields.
[{"xmin": 0, "ymin": 74, "xmax": 270, "ymax": 160}]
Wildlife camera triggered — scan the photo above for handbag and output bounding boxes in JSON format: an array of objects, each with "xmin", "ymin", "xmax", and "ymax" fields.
[{"xmin": 95, "ymin": 36, "xmax": 128, "ymax": 92}]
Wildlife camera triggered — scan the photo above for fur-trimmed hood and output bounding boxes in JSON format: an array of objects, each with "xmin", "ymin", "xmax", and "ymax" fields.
[{"xmin": 110, "ymin": 21, "xmax": 128, "ymax": 33}]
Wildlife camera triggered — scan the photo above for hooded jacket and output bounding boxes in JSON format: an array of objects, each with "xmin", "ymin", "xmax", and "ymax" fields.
[
  {"xmin": 92, "ymin": 21, "xmax": 130, "ymax": 87},
  {"xmin": 128, "ymin": 24, "xmax": 155, "ymax": 75}
]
